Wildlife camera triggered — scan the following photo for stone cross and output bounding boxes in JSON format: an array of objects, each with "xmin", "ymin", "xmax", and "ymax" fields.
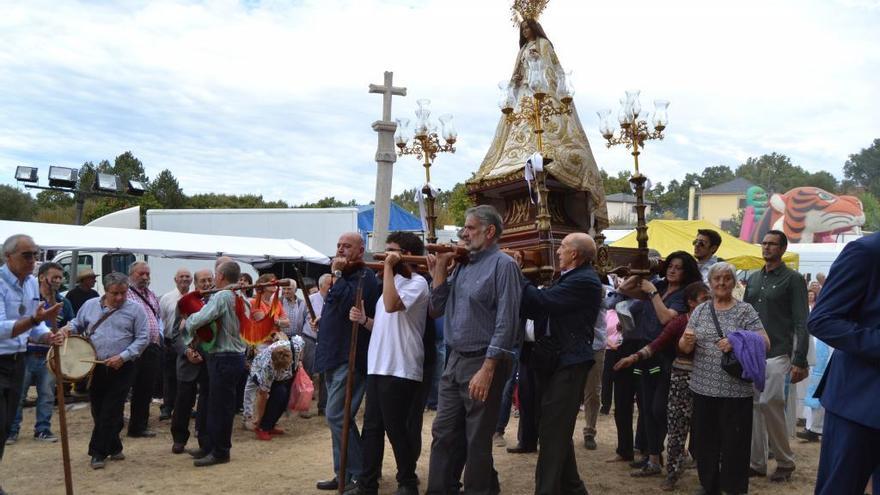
[{"xmin": 369, "ymin": 71, "xmax": 406, "ymax": 251}]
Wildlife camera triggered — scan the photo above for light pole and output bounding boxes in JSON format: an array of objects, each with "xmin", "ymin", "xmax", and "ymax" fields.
[
  {"xmin": 14, "ymin": 165, "xmax": 145, "ymax": 283},
  {"xmin": 394, "ymin": 99, "xmax": 457, "ymax": 244},
  {"xmin": 597, "ymin": 90, "xmax": 669, "ymax": 276}
]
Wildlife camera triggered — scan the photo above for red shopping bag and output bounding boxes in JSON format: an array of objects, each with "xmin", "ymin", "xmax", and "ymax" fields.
[{"xmin": 288, "ymin": 366, "xmax": 314, "ymax": 412}]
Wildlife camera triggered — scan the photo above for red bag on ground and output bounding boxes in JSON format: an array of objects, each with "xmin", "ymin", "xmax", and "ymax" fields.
[{"xmin": 288, "ymin": 366, "xmax": 314, "ymax": 412}]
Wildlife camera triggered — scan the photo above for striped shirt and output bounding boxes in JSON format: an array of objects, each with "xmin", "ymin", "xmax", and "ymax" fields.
[
  {"xmin": 430, "ymin": 244, "xmax": 521, "ymax": 359},
  {"xmin": 127, "ymin": 286, "xmax": 163, "ymax": 345}
]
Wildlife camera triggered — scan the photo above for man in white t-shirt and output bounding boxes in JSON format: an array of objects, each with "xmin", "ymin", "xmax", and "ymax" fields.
[{"xmin": 349, "ymin": 232, "xmax": 429, "ymax": 495}]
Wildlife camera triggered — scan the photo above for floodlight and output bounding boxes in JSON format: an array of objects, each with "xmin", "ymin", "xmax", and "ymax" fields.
[
  {"xmin": 48, "ymin": 166, "xmax": 79, "ymax": 188},
  {"xmin": 94, "ymin": 173, "xmax": 120, "ymax": 193},
  {"xmin": 15, "ymin": 166, "xmax": 38, "ymax": 183},
  {"xmin": 127, "ymin": 179, "xmax": 146, "ymax": 196}
]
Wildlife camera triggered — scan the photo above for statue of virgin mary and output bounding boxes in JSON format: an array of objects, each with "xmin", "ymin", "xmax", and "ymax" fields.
[{"xmin": 472, "ymin": 17, "xmax": 608, "ymax": 229}]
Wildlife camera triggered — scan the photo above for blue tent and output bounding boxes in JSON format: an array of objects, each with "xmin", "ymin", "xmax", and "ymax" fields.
[{"xmin": 357, "ymin": 203, "xmax": 423, "ymax": 239}]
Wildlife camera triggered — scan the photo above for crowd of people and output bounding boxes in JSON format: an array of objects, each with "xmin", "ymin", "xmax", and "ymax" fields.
[{"xmin": 0, "ymin": 208, "xmax": 877, "ymax": 495}]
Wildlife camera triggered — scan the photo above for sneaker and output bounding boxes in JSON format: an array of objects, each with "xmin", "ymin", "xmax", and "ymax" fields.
[
  {"xmin": 109, "ymin": 452, "xmax": 125, "ymax": 461},
  {"xmin": 34, "ymin": 431, "xmax": 59, "ymax": 443},
  {"xmin": 90, "ymin": 456, "xmax": 106, "ymax": 469},
  {"xmin": 5, "ymin": 434, "xmax": 17, "ymax": 445},
  {"xmin": 796, "ymin": 429, "xmax": 820, "ymax": 442},
  {"xmin": 631, "ymin": 462, "xmax": 662, "ymax": 477},
  {"xmin": 583, "ymin": 435, "xmax": 597, "ymax": 450},
  {"xmin": 769, "ymin": 466, "xmax": 795, "ymax": 483},
  {"xmin": 492, "ymin": 432, "xmax": 506, "ymax": 448},
  {"xmin": 255, "ymin": 428, "xmax": 272, "ymax": 441}
]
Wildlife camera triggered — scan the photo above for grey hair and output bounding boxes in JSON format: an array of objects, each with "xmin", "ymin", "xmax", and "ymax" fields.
[
  {"xmin": 465, "ymin": 205, "xmax": 504, "ymax": 238},
  {"xmin": 103, "ymin": 272, "xmax": 130, "ymax": 289},
  {"xmin": 318, "ymin": 273, "xmax": 332, "ymax": 288},
  {"xmin": 128, "ymin": 260, "xmax": 148, "ymax": 275},
  {"xmin": 217, "ymin": 261, "xmax": 241, "ymax": 284},
  {"xmin": 707, "ymin": 261, "xmax": 736, "ymax": 282},
  {"xmin": 3, "ymin": 234, "xmax": 34, "ymax": 257}
]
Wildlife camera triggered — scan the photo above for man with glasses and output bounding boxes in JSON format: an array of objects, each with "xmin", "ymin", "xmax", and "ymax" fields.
[
  {"xmin": 744, "ymin": 230, "xmax": 809, "ymax": 482},
  {"xmin": 693, "ymin": 229, "xmax": 722, "ymax": 282},
  {"xmin": 0, "ymin": 234, "xmax": 65, "ymax": 493}
]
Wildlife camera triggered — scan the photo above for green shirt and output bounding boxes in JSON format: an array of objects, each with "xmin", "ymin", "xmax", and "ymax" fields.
[
  {"xmin": 744, "ymin": 263, "xmax": 809, "ymax": 367},
  {"xmin": 185, "ymin": 289, "xmax": 247, "ymax": 354}
]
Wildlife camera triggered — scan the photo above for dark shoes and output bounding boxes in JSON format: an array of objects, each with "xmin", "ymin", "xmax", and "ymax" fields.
[
  {"xmin": 394, "ymin": 486, "xmax": 419, "ymax": 495},
  {"xmin": 506, "ymin": 445, "xmax": 537, "ymax": 454},
  {"xmin": 660, "ymin": 474, "xmax": 678, "ymax": 491},
  {"xmin": 193, "ymin": 453, "xmax": 229, "ymax": 467},
  {"xmin": 599, "ymin": 406, "xmax": 611, "ymax": 415},
  {"xmin": 172, "ymin": 443, "xmax": 186, "ymax": 454},
  {"xmin": 316, "ymin": 477, "xmax": 339, "ymax": 491},
  {"xmin": 769, "ymin": 466, "xmax": 795, "ymax": 482},
  {"xmin": 748, "ymin": 467, "xmax": 766, "ymax": 478},
  {"xmin": 90, "ymin": 456, "xmax": 106, "ymax": 469},
  {"xmin": 127, "ymin": 429, "xmax": 157, "ymax": 438},
  {"xmin": 583, "ymin": 435, "xmax": 597, "ymax": 450},
  {"xmin": 631, "ymin": 462, "xmax": 662, "ymax": 477},
  {"xmin": 629, "ymin": 456, "xmax": 649, "ymax": 469},
  {"xmin": 159, "ymin": 411, "xmax": 171, "ymax": 421},
  {"xmin": 109, "ymin": 452, "xmax": 125, "ymax": 461},
  {"xmin": 796, "ymin": 429, "xmax": 821, "ymax": 442},
  {"xmin": 186, "ymin": 447, "xmax": 208, "ymax": 459}
]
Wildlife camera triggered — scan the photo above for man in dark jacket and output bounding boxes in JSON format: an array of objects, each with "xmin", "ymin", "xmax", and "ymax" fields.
[{"xmin": 520, "ymin": 232, "xmax": 602, "ymax": 495}]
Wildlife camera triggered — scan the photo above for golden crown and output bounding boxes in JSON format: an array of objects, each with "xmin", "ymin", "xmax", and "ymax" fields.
[{"xmin": 511, "ymin": 0, "xmax": 549, "ymax": 26}]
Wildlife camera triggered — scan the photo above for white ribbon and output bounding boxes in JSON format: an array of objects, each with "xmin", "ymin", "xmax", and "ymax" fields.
[
  {"xmin": 416, "ymin": 183, "xmax": 439, "ymax": 232},
  {"xmin": 525, "ymin": 152, "xmax": 544, "ymax": 205}
]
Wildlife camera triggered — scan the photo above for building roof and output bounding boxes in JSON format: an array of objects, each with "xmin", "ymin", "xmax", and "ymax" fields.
[
  {"xmin": 701, "ymin": 177, "xmax": 755, "ymax": 195},
  {"xmin": 605, "ymin": 192, "xmax": 656, "ymax": 205}
]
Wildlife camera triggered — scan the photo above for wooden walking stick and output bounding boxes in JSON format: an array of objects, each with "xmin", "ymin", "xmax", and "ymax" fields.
[
  {"xmin": 338, "ymin": 271, "xmax": 365, "ymax": 494},
  {"xmin": 47, "ymin": 293, "xmax": 74, "ymax": 495},
  {"xmin": 291, "ymin": 265, "xmax": 317, "ymax": 323}
]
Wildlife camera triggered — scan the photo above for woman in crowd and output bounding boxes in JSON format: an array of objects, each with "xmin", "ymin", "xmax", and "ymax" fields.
[
  {"xmin": 243, "ymin": 335, "xmax": 303, "ymax": 440},
  {"xmin": 616, "ymin": 251, "xmax": 703, "ymax": 476},
  {"xmin": 614, "ymin": 280, "xmax": 710, "ymax": 490},
  {"xmin": 680, "ymin": 262, "xmax": 770, "ymax": 495}
]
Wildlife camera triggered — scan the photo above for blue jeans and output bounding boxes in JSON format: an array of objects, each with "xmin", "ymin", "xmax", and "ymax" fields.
[
  {"xmin": 324, "ymin": 363, "xmax": 366, "ymax": 482},
  {"xmin": 496, "ymin": 347, "xmax": 521, "ymax": 434},
  {"xmin": 205, "ymin": 353, "xmax": 245, "ymax": 460},
  {"xmin": 11, "ymin": 352, "xmax": 55, "ymax": 436}
]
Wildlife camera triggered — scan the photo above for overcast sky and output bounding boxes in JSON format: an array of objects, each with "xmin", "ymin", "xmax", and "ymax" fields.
[{"xmin": 2, "ymin": 0, "xmax": 879, "ymax": 206}]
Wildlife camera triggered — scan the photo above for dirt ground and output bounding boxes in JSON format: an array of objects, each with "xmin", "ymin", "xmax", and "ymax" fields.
[{"xmin": 3, "ymin": 399, "xmax": 819, "ymax": 495}]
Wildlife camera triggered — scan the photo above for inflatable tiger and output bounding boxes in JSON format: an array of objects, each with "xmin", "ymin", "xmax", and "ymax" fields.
[{"xmin": 750, "ymin": 187, "xmax": 865, "ymax": 243}]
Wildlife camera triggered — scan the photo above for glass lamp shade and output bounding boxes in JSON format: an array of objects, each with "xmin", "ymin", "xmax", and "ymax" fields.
[
  {"xmin": 653, "ymin": 100, "xmax": 670, "ymax": 130},
  {"xmin": 597, "ymin": 109, "xmax": 614, "ymax": 139},
  {"xmin": 498, "ymin": 81, "xmax": 516, "ymax": 113},
  {"xmin": 556, "ymin": 70, "xmax": 574, "ymax": 103},
  {"xmin": 617, "ymin": 98, "xmax": 631, "ymax": 126},
  {"xmin": 625, "ymin": 89, "xmax": 641, "ymax": 119},
  {"xmin": 526, "ymin": 52, "xmax": 549, "ymax": 97},
  {"xmin": 439, "ymin": 114, "xmax": 457, "ymax": 143},
  {"xmin": 414, "ymin": 99, "xmax": 432, "ymax": 139},
  {"xmin": 394, "ymin": 118, "xmax": 412, "ymax": 147}
]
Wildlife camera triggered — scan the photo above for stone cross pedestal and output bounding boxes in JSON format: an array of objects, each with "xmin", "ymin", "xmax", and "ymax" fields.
[{"xmin": 369, "ymin": 71, "xmax": 406, "ymax": 251}]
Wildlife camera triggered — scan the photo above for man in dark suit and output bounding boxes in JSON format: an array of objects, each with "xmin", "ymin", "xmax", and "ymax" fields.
[
  {"xmin": 808, "ymin": 232, "xmax": 880, "ymax": 495},
  {"xmin": 520, "ymin": 232, "xmax": 602, "ymax": 495}
]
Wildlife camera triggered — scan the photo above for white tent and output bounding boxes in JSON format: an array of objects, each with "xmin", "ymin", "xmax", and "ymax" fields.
[{"xmin": 0, "ymin": 220, "xmax": 329, "ymax": 265}]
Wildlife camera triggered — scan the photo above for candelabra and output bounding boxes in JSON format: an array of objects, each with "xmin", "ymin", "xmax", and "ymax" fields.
[
  {"xmin": 597, "ymin": 90, "xmax": 669, "ymax": 276},
  {"xmin": 395, "ymin": 99, "xmax": 457, "ymax": 244}
]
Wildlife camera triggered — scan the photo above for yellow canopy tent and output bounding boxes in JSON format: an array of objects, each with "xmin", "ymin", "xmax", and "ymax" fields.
[{"xmin": 610, "ymin": 219, "xmax": 799, "ymax": 271}]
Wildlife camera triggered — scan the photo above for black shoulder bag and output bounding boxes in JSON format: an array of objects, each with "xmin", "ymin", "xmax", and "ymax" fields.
[{"xmin": 708, "ymin": 303, "xmax": 751, "ymax": 383}]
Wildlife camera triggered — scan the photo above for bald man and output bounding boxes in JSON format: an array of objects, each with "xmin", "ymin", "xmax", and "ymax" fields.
[
  {"xmin": 520, "ymin": 233, "xmax": 603, "ymax": 495},
  {"xmin": 313, "ymin": 232, "xmax": 380, "ymax": 491},
  {"xmin": 159, "ymin": 268, "xmax": 192, "ymax": 420}
]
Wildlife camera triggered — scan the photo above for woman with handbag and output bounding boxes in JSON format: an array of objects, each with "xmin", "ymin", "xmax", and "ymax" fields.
[{"xmin": 679, "ymin": 262, "xmax": 770, "ymax": 495}]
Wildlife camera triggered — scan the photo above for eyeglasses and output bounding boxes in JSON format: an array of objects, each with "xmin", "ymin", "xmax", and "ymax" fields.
[
  {"xmin": 761, "ymin": 241, "xmax": 780, "ymax": 247},
  {"xmin": 17, "ymin": 250, "xmax": 39, "ymax": 260},
  {"xmin": 692, "ymin": 240, "xmax": 707, "ymax": 247}
]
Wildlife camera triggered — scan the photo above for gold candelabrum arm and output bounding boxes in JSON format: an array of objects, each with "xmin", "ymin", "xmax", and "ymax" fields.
[{"xmin": 396, "ymin": 132, "xmax": 455, "ymax": 244}]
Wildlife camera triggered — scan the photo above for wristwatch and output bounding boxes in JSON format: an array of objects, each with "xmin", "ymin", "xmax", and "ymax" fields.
[
  {"xmin": 333, "ymin": 269, "xmax": 343, "ymax": 279},
  {"xmin": 649, "ymin": 290, "xmax": 660, "ymax": 298}
]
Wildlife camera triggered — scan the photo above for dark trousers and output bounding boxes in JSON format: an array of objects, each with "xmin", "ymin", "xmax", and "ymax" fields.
[
  {"xmin": 361, "ymin": 375, "xmax": 421, "ymax": 493},
  {"xmin": 517, "ymin": 343, "xmax": 540, "ymax": 450},
  {"xmin": 637, "ymin": 355, "xmax": 671, "ymax": 456},
  {"xmin": 692, "ymin": 393, "xmax": 753, "ymax": 495},
  {"xmin": 612, "ymin": 340, "xmax": 642, "ymax": 459},
  {"xmin": 0, "ymin": 354, "xmax": 26, "ymax": 460},
  {"xmin": 815, "ymin": 410, "xmax": 880, "ymax": 495},
  {"xmin": 407, "ymin": 339, "xmax": 436, "ymax": 466},
  {"xmin": 318, "ymin": 372, "xmax": 328, "ymax": 412},
  {"xmin": 171, "ymin": 365, "xmax": 208, "ymax": 446},
  {"xmin": 128, "ymin": 342, "xmax": 161, "ymax": 434},
  {"xmin": 205, "ymin": 353, "xmax": 245, "ymax": 459},
  {"xmin": 535, "ymin": 361, "xmax": 592, "ymax": 495},
  {"xmin": 258, "ymin": 378, "xmax": 291, "ymax": 431},
  {"xmin": 495, "ymin": 352, "xmax": 519, "ymax": 434},
  {"xmin": 161, "ymin": 338, "xmax": 177, "ymax": 415},
  {"xmin": 600, "ymin": 348, "xmax": 616, "ymax": 410},
  {"xmin": 89, "ymin": 362, "xmax": 135, "ymax": 458},
  {"xmin": 426, "ymin": 351, "xmax": 511, "ymax": 495}
]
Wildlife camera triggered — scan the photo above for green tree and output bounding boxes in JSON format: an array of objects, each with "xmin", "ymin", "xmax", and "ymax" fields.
[
  {"xmin": 844, "ymin": 138, "xmax": 880, "ymax": 197},
  {"xmin": 111, "ymin": 151, "xmax": 148, "ymax": 183},
  {"xmin": 391, "ymin": 188, "xmax": 419, "ymax": 216},
  {"xmin": 803, "ymin": 171, "xmax": 839, "ymax": 193},
  {"xmin": 0, "ymin": 185, "xmax": 36, "ymax": 221},
  {"xmin": 600, "ymin": 169, "xmax": 632, "ymax": 195},
  {"xmin": 698, "ymin": 165, "xmax": 735, "ymax": 189},
  {"xmin": 859, "ymin": 192, "xmax": 880, "ymax": 232},
  {"xmin": 149, "ymin": 169, "xmax": 186, "ymax": 209},
  {"xmin": 35, "ymin": 189, "xmax": 74, "ymax": 210},
  {"xmin": 295, "ymin": 197, "xmax": 357, "ymax": 208},
  {"xmin": 442, "ymin": 182, "xmax": 473, "ymax": 226},
  {"xmin": 735, "ymin": 153, "xmax": 810, "ymax": 193}
]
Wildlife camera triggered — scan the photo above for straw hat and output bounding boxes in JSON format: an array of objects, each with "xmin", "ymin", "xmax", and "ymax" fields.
[{"xmin": 77, "ymin": 269, "xmax": 97, "ymax": 282}]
